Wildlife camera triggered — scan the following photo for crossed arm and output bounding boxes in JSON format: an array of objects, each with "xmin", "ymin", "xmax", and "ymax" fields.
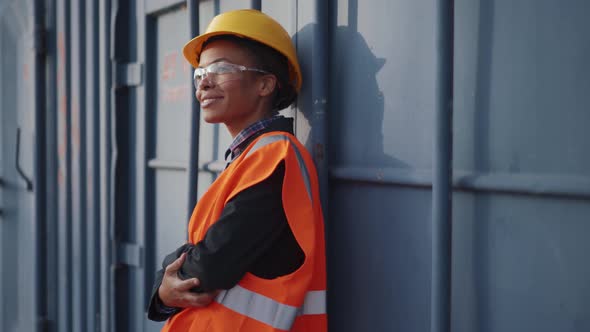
[{"xmin": 147, "ymin": 162, "xmax": 305, "ymax": 321}]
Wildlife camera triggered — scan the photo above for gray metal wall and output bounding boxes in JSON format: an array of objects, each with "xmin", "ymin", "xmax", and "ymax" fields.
[
  {"xmin": 452, "ymin": 1, "xmax": 590, "ymax": 331},
  {"xmin": 0, "ymin": 1, "xmax": 38, "ymax": 331},
  {"xmin": 1, "ymin": 0, "xmax": 589, "ymax": 331},
  {"xmin": 326, "ymin": 1, "xmax": 436, "ymax": 330}
]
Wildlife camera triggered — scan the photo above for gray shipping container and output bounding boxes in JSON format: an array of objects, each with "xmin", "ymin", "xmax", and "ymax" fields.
[{"xmin": 1, "ymin": 0, "xmax": 589, "ymax": 331}]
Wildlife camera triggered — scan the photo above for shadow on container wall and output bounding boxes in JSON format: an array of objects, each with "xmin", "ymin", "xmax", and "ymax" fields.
[{"xmin": 296, "ymin": 23, "xmax": 409, "ymax": 169}]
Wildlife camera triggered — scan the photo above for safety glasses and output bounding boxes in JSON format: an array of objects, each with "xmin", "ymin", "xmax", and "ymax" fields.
[{"xmin": 193, "ymin": 62, "xmax": 271, "ymax": 89}]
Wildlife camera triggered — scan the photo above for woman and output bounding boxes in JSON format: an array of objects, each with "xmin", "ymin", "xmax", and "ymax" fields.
[{"xmin": 147, "ymin": 9, "xmax": 327, "ymax": 332}]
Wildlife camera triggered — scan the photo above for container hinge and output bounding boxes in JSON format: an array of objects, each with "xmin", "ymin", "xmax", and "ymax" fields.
[
  {"xmin": 114, "ymin": 241, "xmax": 143, "ymax": 267},
  {"xmin": 37, "ymin": 316, "xmax": 51, "ymax": 332},
  {"xmin": 113, "ymin": 62, "xmax": 143, "ymax": 88}
]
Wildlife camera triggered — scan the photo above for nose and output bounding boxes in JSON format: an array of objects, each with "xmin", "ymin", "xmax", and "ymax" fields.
[{"xmin": 196, "ymin": 74, "xmax": 214, "ymax": 91}]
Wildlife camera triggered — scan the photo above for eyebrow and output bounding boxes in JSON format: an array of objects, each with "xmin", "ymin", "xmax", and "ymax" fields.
[{"xmin": 198, "ymin": 57, "xmax": 232, "ymax": 68}]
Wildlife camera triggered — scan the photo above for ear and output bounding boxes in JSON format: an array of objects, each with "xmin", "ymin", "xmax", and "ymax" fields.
[{"xmin": 257, "ymin": 74, "xmax": 277, "ymax": 97}]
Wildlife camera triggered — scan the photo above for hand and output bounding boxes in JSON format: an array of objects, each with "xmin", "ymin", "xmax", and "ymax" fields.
[{"xmin": 158, "ymin": 253, "xmax": 219, "ymax": 308}]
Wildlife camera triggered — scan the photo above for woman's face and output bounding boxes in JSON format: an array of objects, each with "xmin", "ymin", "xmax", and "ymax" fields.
[{"xmin": 196, "ymin": 39, "xmax": 266, "ymax": 135}]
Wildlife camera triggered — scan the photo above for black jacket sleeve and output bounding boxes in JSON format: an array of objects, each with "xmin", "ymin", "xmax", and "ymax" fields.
[
  {"xmin": 147, "ymin": 161, "xmax": 304, "ymax": 320},
  {"xmin": 177, "ymin": 161, "xmax": 298, "ymax": 291}
]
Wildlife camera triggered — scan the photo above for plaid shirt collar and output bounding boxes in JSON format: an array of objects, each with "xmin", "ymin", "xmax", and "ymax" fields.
[{"xmin": 225, "ymin": 115, "xmax": 284, "ymax": 162}]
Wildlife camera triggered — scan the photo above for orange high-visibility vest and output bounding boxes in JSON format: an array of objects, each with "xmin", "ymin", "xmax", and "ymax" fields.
[{"xmin": 161, "ymin": 132, "xmax": 328, "ymax": 332}]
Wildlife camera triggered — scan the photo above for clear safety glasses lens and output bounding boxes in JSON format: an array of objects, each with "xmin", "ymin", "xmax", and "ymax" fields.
[{"xmin": 193, "ymin": 62, "xmax": 270, "ymax": 89}]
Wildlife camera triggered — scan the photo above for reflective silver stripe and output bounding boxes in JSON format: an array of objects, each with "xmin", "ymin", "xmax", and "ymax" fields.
[
  {"xmin": 216, "ymin": 286, "xmax": 297, "ymax": 330},
  {"xmin": 246, "ymin": 135, "xmax": 288, "ymax": 158},
  {"xmin": 215, "ymin": 286, "xmax": 327, "ymax": 330},
  {"xmin": 298, "ymin": 290, "xmax": 327, "ymax": 316},
  {"xmin": 245, "ymin": 134, "xmax": 313, "ymax": 203}
]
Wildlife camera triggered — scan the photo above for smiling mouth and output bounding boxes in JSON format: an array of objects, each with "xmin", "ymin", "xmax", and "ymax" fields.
[{"xmin": 200, "ymin": 97, "xmax": 223, "ymax": 107}]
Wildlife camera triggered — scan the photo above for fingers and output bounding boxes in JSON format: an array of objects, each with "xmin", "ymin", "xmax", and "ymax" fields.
[
  {"xmin": 183, "ymin": 291, "xmax": 218, "ymax": 307},
  {"xmin": 159, "ymin": 278, "xmax": 217, "ymax": 308},
  {"xmin": 165, "ymin": 252, "xmax": 186, "ymax": 275},
  {"xmin": 159, "ymin": 252, "xmax": 217, "ymax": 308},
  {"xmin": 176, "ymin": 277, "xmax": 200, "ymax": 292}
]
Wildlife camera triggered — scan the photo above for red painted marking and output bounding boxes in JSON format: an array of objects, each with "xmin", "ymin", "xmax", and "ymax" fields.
[
  {"xmin": 58, "ymin": 111, "xmax": 66, "ymax": 159},
  {"xmin": 58, "ymin": 34, "xmax": 65, "ymax": 58},
  {"xmin": 182, "ymin": 59, "xmax": 192, "ymax": 74},
  {"xmin": 161, "ymin": 85, "xmax": 190, "ymax": 103},
  {"xmin": 59, "ymin": 95, "xmax": 67, "ymax": 115},
  {"xmin": 162, "ymin": 51, "xmax": 178, "ymax": 81},
  {"xmin": 23, "ymin": 63, "xmax": 30, "ymax": 81},
  {"xmin": 58, "ymin": 141, "xmax": 65, "ymax": 158}
]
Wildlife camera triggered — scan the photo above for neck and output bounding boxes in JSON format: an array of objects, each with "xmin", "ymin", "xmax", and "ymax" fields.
[
  {"xmin": 226, "ymin": 113, "xmax": 273, "ymax": 138},
  {"xmin": 226, "ymin": 102, "xmax": 274, "ymax": 138}
]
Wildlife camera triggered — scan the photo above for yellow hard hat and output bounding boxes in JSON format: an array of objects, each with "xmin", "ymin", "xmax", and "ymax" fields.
[{"xmin": 182, "ymin": 9, "xmax": 302, "ymax": 92}]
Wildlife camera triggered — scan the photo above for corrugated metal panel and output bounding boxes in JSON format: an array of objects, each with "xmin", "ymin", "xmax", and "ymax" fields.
[
  {"xmin": 0, "ymin": 1, "xmax": 38, "ymax": 331},
  {"xmin": 70, "ymin": 1, "xmax": 87, "ymax": 330},
  {"xmin": 111, "ymin": 0, "xmax": 147, "ymax": 330},
  {"xmin": 44, "ymin": 0, "xmax": 60, "ymax": 330},
  {"xmin": 147, "ymin": 0, "xmax": 191, "ymax": 306},
  {"xmin": 0, "ymin": 12, "xmax": 20, "ymax": 332},
  {"xmin": 56, "ymin": 1, "xmax": 73, "ymax": 331},
  {"xmin": 325, "ymin": 0, "xmax": 437, "ymax": 330},
  {"xmin": 1, "ymin": 0, "xmax": 109, "ymax": 331},
  {"xmin": 452, "ymin": 1, "xmax": 590, "ymax": 332},
  {"xmin": 151, "ymin": 6, "xmax": 190, "ymax": 266},
  {"xmin": 143, "ymin": 2, "xmax": 190, "ymax": 331},
  {"xmin": 83, "ymin": 1, "xmax": 101, "ymax": 330},
  {"xmin": 98, "ymin": 0, "xmax": 114, "ymax": 330}
]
